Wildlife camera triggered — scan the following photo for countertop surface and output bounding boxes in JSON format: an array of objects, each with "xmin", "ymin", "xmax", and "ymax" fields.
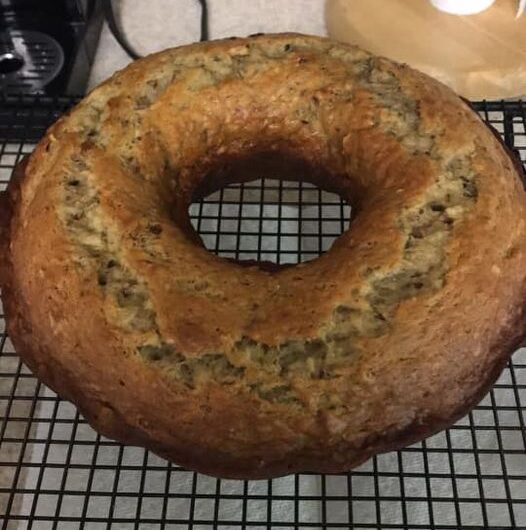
[{"xmin": 88, "ymin": 0, "xmax": 327, "ymax": 89}]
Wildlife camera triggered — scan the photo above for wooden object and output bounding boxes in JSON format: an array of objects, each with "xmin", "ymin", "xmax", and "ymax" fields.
[{"xmin": 326, "ymin": 0, "xmax": 526, "ymax": 99}]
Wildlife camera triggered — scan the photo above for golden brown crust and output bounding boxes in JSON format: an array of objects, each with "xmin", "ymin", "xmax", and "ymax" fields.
[{"xmin": 1, "ymin": 33, "xmax": 526, "ymax": 478}]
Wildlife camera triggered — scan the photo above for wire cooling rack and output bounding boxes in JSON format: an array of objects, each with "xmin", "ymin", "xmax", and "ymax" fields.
[{"xmin": 0, "ymin": 95, "xmax": 525, "ymax": 530}]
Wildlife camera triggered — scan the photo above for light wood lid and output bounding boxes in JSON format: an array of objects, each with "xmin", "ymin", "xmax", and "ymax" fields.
[{"xmin": 326, "ymin": 0, "xmax": 526, "ymax": 99}]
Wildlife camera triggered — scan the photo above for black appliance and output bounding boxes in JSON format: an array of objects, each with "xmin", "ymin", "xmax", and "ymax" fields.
[{"xmin": 0, "ymin": 0, "xmax": 103, "ymax": 95}]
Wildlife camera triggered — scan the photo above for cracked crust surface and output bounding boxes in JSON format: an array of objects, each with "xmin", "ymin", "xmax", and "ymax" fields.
[{"xmin": 1, "ymin": 34, "xmax": 526, "ymax": 478}]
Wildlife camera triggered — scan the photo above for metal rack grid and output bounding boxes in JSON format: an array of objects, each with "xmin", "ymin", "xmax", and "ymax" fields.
[{"xmin": 0, "ymin": 95, "xmax": 525, "ymax": 530}]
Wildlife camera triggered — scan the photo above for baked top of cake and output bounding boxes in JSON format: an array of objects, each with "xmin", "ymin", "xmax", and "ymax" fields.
[{"xmin": 1, "ymin": 33, "xmax": 525, "ymax": 478}]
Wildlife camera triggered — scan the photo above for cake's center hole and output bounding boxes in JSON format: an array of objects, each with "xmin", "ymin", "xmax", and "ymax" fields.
[{"xmin": 189, "ymin": 172, "xmax": 352, "ymax": 266}]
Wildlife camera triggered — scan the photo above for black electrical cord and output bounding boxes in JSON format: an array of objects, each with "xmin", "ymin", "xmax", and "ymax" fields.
[
  {"xmin": 198, "ymin": 0, "xmax": 209, "ymax": 41},
  {"xmin": 101, "ymin": 0, "xmax": 209, "ymax": 60}
]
